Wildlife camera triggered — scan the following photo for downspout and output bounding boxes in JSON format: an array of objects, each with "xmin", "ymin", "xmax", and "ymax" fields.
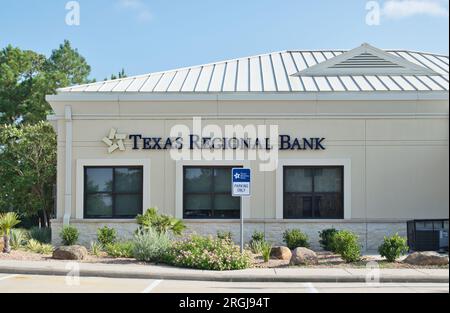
[{"xmin": 64, "ymin": 105, "xmax": 73, "ymax": 226}]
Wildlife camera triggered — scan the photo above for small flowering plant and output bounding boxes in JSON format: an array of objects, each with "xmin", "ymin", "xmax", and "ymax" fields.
[{"xmin": 167, "ymin": 234, "xmax": 252, "ymax": 271}]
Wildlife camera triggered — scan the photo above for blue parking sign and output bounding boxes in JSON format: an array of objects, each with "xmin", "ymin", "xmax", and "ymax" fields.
[{"xmin": 232, "ymin": 168, "xmax": 251, "ymax": 197}]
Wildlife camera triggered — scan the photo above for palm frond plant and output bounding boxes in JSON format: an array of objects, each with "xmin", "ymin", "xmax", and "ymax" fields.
[
  {"xmin": 0, "ymin": 212, "xmax": 21, "ymax": 253},
  {"xmin": 136, "ymin": 208, "xmax": 186, "ymax": 236}
]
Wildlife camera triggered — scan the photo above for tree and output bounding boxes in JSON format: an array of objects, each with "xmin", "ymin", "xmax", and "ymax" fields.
[
  {"xmin": 0, "ymin": 122, "xmax": 56, "ymax": 227},
  {"xmin": 0, "ymin": 40, "xmax": 91, "ymax": 124},
  {"xmin": 0, "ymin": 46, "xmax": 48, "ymax": 124},
  {"xmin": 106, "ymin": 68, "xmax": 127, "ymax": 81},
  {"xmin": 46, "ymin": 40, "xmax": 91, "ymax": 87}
]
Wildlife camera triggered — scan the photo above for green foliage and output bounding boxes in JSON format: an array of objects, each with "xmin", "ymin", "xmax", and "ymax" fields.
[
  {"xmin": 282, "ymin": 229, "xmax": 310, "ymax": 250},
  {"xmin": 133, "ymin": 228, "xmax": 171, "ymax": 263},
  {"xmin": 104, "ymin": 241, "xmax": 134, "ymax": 258},
  {"xmin": 0, "ymin": 212, "xmax": 21, "ymax": 253},
  {"xmin": 216, "ymin": 231, "xmax": 233, "ymax": 241},
  {"xmin": 29, "ymin": 227, "xmax": 51, "ymax": 244},
  {"xmin": 10, "ymin": 228, "xmax": 29, "ymax": 250},
  {"xmin": 108, "ymin": 68, "xmax": 127, "ymax": 81},
  {"xmin": 261, "ymin": 242, "xmax": 272, "ymax": 263},
  {"xmin": 97, "ymin": 226, "xmax": 117, "ymax": 246},
  {"xmin": 46, "ymin": 40, "xmax": 91, "ymax": 87},
  {"xmin": 0, "ymin": 41, "xmax": 91, "ymax": 125},
  {"xmin": 0, "ymin": 123, "xmax": 56, "ymax": 226},
  {"xmin": 0, "ymin": 212, "xmax": 21, "ymax": 235},
  {"xmin": 249, "ymin": 240, "xmax": 264, "ymax": 254},
  {"xmin": 136, "ymin": 208, "xmax": 186, "ymax": 236},
  {"xmin": 378, "ymin": 233, "xmax": 409, "ymax": 262},
  {"xmin": 249, "ymin": 231, "xmax": 266, "ymax": 254},
  {"xmin": 26, "ymin": 239, "xmax": 54, "ymax": 255},
  {"xmin": 319, "ymin": 228, "xmax": 338, "ymax": 251},
  {"xmin": 252, "ymin": 231, "xmax": 265, "ymax": 242},
  {"xmin": 0, "ymin": 40, "xmax": 91, "ymax": 226},
  {"xmin": 167, "ymin": 235, "xmax": 252, "ymax": 271},
  {"xmin": 333, "ymin": 230, "xmax": 361, "ymax": 263},
  {"xmin": 89, "ymin": 241, "xmax": 103, "ymax": 257},
  {"xmin": 60, "ymin": 225, "xmax": 79, "ymax": 246}
]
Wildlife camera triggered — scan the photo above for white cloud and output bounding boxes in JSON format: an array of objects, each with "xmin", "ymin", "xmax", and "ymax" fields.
[
  {"xmin": 382, "ymin": 0, "xmax": 449, "ymax": 19},
  {"xmin": 118, "ymin": 0, "xmax": 152, "ymax": 22}
]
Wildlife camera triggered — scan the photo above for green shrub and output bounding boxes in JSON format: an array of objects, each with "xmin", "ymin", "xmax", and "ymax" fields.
[
  {"xmin": 104, "ymin": 241, "xmax": 134, "ymax": 258},
  {"xmin": 97, "ymin": 226, "xmax": 117, "ymax": 246},
  {"xmin": 249, "ymin": 240, "xmax": 263, "ymax": 254},
  {"xmin": 29, "ymin": 227, "xmax": 51, "ymax": 244},
  {"xmin": 10, "ymin": 229, "xmax": 29, "ymax": 250},
  {"xmin": 137, "ymin": 208, "xmax": 186, "ymax": 236},
  {"xmin": 251, "ymin": 231, "xmax": 265, "ymax": 242},
  {"xmin": 26, "ymin": 239, "xmax": 54, "ymax": 255},
  {"xmin": 319, "ymin": 228, "xmax": 338, "ymax": 251},
  {"xmin": 217, "ymin": 231, "xmax": 233, "ymax": 241},
  {"xmin": 60, "ymin": 225, "xmax": 79, "ymax": 246},
  {"xmin": 133, "ymin": 228, "xmax": 171, "ymax": 263},
  {"xmin": 90, "ymin": 241, "xmax": 103, "ymax": 257},
  {"xmin": 167, "ymin": 235, "xmax": 252, "ymax": 271},
  {"xmin": 283, "ymin": 229, "xmax": 310, "ymax": 249},
  {"xmin": 261, "ymin": 242, "xmax": 272, "ymax": 262},
  {"xmin": 333, "ymin": 230, "xmax": 361, "ymax": 263},
  {"xmin": 378, "ymin": 233, "xmax": 409, "ymax": 262},
  {"xmin": 249, "ymin": 231, "xmax": 265, "ymax": 254}
]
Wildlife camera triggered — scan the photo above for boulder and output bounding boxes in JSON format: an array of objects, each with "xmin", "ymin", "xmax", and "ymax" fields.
[
  {"xmin": 270, "ymin": 246, "xmax": 292, "ymax": 261},
  {"xmin": 53, "ymin": 245, "xmax": 88, "ymax": 260},
  {"xmin": 403, "ymin": 252, "xmax": 449, "ymax": 266},
  {"xmin": 290, "ymin": 247, "xmax": 318, "ymax": 265}
]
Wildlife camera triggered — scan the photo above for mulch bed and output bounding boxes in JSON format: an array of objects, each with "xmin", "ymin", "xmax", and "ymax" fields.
[
  {"xmin": 252, "ymin": 251, "xmax": 449, "ymax": 269},
  {"xmin": 1, "ymin": 249, "xmax": 448, "ymax": 269}
]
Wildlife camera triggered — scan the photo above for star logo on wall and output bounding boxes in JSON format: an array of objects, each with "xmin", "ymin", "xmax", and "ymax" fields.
[{"xmin": 102, "ymin": 128, "xmax": 127, "ymax": 154}]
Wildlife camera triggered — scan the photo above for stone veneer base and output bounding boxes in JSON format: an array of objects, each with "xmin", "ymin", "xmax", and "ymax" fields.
[{"xmin": 51, "ymin": 219, "xmax": 407, "ymax": 251}]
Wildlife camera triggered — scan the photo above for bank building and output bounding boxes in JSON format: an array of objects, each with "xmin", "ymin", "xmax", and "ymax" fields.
[{"xmin": 46, "ymin": 43, "xmax": 449, "ymax": 250}]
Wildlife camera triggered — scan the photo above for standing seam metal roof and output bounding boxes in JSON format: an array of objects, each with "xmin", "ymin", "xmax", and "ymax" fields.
[{"xmin": 59, "ymin": 48, "xmax": 449, "ymax": 93}]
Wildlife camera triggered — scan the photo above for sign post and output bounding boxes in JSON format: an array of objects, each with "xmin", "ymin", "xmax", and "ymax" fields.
[{"xmin": 232, "ymin": 168, "xmax": 251, "ymax": 253}]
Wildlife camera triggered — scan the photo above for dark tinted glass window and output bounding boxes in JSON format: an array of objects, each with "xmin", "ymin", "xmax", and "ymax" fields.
[
  {"xmin": 284, "ymin": 166, "xmax": 343, "ymax": 219},
  {"xmin": 84, "ymin": 167, "xmax": 143, "ymax": 218},
  {"xmin": 183, "ymin": 166, "xmax": 240, "ymax": 219}
]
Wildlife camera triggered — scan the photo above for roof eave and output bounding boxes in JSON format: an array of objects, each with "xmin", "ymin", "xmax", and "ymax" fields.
[{"xmin": 45, "ymin": 90, "xmax": 449, "ymax": 103}]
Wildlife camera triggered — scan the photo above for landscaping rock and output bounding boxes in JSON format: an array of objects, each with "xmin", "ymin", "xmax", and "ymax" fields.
[
  {"xmin": 53, "ymin": 245, "xmax": 88, "ymax": 260},
  {"xmin": 270, "ymin": 246, "xmax": 292, "ymax": 261},
  {"xmin": 403, "ymin": 252, "xmax": 449, "ymax": 266},
  {"xmin": 290, "ymin": 247, "xmax": 318, "ymax": 265}
]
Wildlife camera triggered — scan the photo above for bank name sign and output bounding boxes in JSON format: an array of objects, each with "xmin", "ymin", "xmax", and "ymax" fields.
[{"xmin": 128, "ymin": 134, "xmax": 326, "ymax": 151}]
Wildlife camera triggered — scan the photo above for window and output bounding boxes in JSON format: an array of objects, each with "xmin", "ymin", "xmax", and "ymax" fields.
[
  {"xmin": 284, "ymin": 166, "xmax": 343, "ymax": 219},
  {"xmin": 183, "ymin": 166, "xmax": 240, "ymax": 219},
  {"xmin": 84, "ymin": 166, "xmax": 143, "ymax": 219}
]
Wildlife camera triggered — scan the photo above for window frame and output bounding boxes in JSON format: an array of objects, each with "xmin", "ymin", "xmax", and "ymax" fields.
[
  {"xmin": 83, "ymin": 166, "xmax": 144, "ymax": 219},
  {"xmin": 283, "ymin": 166, "xmax": 344, "ymax": 220},
  {"xmin": 182, "ymin": 166, "xmax": 241, "ymax": 220}
]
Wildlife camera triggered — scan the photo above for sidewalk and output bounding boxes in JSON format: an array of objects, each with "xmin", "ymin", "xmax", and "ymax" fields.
[{"xmin": 0, "ymin": 260, "xmax": 448, "ymax": 283}]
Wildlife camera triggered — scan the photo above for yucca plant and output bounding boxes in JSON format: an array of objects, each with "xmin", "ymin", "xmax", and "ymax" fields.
[
  {"xmin": 10, "ymin": 229, "xmax": 29, "ymax": 250},
  {"xmin": 0, "ymin": 212, "xmax": 21, "ymax": 253}
]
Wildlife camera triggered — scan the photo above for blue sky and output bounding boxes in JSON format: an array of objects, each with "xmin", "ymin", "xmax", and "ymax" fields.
[{"xmin": 1, "ymin": 0, "xmax": 448, "ymax": 81}]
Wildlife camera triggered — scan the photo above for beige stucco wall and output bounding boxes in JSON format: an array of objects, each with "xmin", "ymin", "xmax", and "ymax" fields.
[{"xmin": 48, "ymin": 96, "xmax": 449, "ymax": 248}]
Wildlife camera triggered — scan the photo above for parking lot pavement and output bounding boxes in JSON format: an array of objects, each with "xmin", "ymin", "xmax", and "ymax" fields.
[{"xmin": 0, "ymin": 273, "xmax": 448, "ymax": 293}]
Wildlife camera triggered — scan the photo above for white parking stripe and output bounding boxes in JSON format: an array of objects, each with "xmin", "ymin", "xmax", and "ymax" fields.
[
  {"xmin": 141, "ymin": 279, "xmax": 163, "ymax": 293},
  {"xmin": 303, "ymin": 282, "xmax": 319, "ymax": 293},
  {"xmin": 0, "ymin": 275, "xmax": 18, "ymax": 282}
]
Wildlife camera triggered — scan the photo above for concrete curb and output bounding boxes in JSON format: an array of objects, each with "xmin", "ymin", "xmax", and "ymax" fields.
[{"xmin": 0, "ymin": 262, "xmax": 448, "ymax": 283}]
